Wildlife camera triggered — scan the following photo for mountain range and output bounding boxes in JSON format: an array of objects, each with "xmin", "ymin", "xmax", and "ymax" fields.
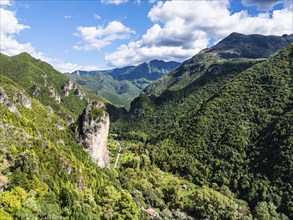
[
  {"xmin": 67, "ymin": 60, "xmax": 180, "ymax": 106},
  {"xmin": 0, "ymin": 32, "xmax": 292, "ymax": 219},
  {"xmin": 142, "ymin": 32, "xmax": 293, "ymax": 96}
]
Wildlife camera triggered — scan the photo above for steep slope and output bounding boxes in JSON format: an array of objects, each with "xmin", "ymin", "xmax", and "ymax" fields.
[
  {"xmin": 77, "ymin": 101, "xmax": 110, "ymax": 168},
  {"xmin": 68, "ymin": 60, "xmax": 180, "ymax": 106},
  {"xmin": 0, "ymin": 69, "xmax": 257, "ymax": 220},
  {"xmin": 110, "ymin": 40, "xmax": 293, "ymax": 218},
  {"xmin": 67, "ymin": 73, "xmax": 140, "ymax": 106},
  {"xmin": 0, "ymin": 75, "xmax": 142, "ymax": 219},
  {"xmin": 114, "ymin": 57, "xmax": 262, "ymax": 135},
  {"xmin": 0, "ymin": 52, "xmax": 97, "ymax": 120},
  {"xmin": 143, "ymin": 33, "xmax": 293, "ymax": 96},
  {"xmin": 146, "ymin": 44, "xmax": 293, "ymax": 217}
]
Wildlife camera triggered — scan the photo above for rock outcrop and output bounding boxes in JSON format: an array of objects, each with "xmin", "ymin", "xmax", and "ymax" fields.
[
  {"xmin": 48, "ymin": 86, "xmax": 61, "ymax": 103},
  {"xmin": 62, "ymin": 80, "xmax": 85, "ymax": 100},
  {"xmin": 77, "ymin": 101, "xmax": 110, "ymax": 168},
  {"xmin": 0, "ymin": 87, "xmax": 32, "ymax": 114}
]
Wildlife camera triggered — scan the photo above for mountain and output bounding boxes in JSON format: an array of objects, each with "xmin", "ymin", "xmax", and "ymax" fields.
[
  {"xmin": 0, "ymin": 50, "xmax": 251, "ymax": 220},
  {"xmin": 112, "ymin": 42, "xmax": 293, "ymax": 219},
  {"xmin": 142, "ymin": 33, "xmax": 293, "ymax": 96},
  {"xmin": 1, "ymin": 33, "xmax": 292, "ymax": 219},
  {"xmin": 67, "ymin": 60, "xmax": 180, "ymax": 106},
  {"xmin": 114, "ymin": 59, "xmax": 181, "ymax": 81},
  {"xmin": 2, "ymin": 51, "xmax": 249, "ymax": 220},
  {"xmin": 0, "ymin": 52, "xmax": 101, "ymax": 121},
  {"xmin": 204, "ymin": 32, "xmax": 293, "ymax": 58},
  {"xmin": 147, "ymin": 43, "xmax": 293, "ymax": 218},
  {"xmin": 67, "ymin": 73, "xmax": 140, "ymax": 106},
  {"xmin": 0, "ymin": 74, "xmax": 143, "ymax": 219}
]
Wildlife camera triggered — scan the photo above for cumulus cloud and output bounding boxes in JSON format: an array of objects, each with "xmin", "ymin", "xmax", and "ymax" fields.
[
  {"xmin": 105, "ymin": 0, "xmax": 293, "ymax": 67},
  {"xmin": 242, "ymin": 0, "xmax": 286, "ymax": 11},
  {"xmin": 73, "ymin": 20, "xmax": 135, "ymax": 51},
  {"xmin": 101, "ymin": 0, "xmax": 128, "ymax": 5},
  {"xmin": 0, "ymin": 8, "xmax": 29, "ymax": 34},
  {"xmin": 0, "ymin": 0, "xmax": 12, "ymax": 6},
  {"xmin": 0, "ymin": 8, "xmax": 33, "ymax": 55},
  {"xmin": 64, "ymin": 15, "xmax": 72, "ymax": 19},
  {"xmin": 284, "ymin": 0, "xmax": 293, "ymax": 10},
  {"xmin": 0, "ymin": 7, "xmax": 98, "ymax": 72}
]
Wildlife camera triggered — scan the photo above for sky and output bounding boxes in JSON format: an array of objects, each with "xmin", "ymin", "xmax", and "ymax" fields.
[{"xmin": 0, "ymin": 0, "xmax": 292, "ymax": 72}]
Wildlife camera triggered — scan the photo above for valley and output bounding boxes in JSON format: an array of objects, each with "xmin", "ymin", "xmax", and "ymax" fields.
[
  {"xmin": 0, "ymin": 30, "xmax": 293, "ymax": 220},
  {"xmin": 66, "ymin": 60, "xmax": 180, "ymax": 107}
]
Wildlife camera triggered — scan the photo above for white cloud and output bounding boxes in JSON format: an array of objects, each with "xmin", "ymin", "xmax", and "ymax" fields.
[
  {"xmin": 94, "ymin": 14, "xmax": 101, "ymax": 20},
  {"xmin": 47, "ymin": 59, "xmax": 98, "ymax": 73},
  {"xmin": 242, "ymin": 0, "xmax": 286, "ymax": 11},
  {"xmin": 101, "ymin": 0, "xmax": 128, "ymax": 5},
  {"xmin": 0, "ymin": 8, "xmax": 33, "ymax": 55},
  {"xmin": 0, "ymin": 8, "xmax": 29, "ymax": 34},
  {"xmin": 73, "ymin": 20, "xmax": 135, "ymax": 51},
  {"xmin": 0, "ymin": 7, "xmax": 98, "ymax": 73},
  {"xmin": 64, "ymin": 15, "xmax": 72, "ymax": 19},
  {"xmin": 105, "ymin": 0, "xmax": 293, "ymax": 67},
  {"xmin": 0, "ymin": 0, "xmax": 12, "ymax": 6},
  {"xmin": 284, "ymin": 0, "xmax": 293, "ymax": 10}
]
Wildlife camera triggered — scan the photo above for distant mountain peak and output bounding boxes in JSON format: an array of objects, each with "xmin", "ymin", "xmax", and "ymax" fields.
[
  {"xmin": 205, "ymin": 32, "xmax": 293, "ymax": 59},
  {"xmin": 142, "ymin": 33, "xmax": 293, "ymax": 96},
  {"xmin": 68, "ymin": 59, "xmax": 180, "ymax": 106}
]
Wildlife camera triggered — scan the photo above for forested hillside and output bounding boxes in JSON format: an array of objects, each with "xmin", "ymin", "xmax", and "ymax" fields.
[
  {"xmin": 0, "ymin": 75, "xmax": 142, "ymax": 219},
  {"xmin": 142, "ymin": 33, "xmax": 293, "ymax": 96},
  {"xmin": 67, "ymin": 60, "xmax": 180, "ymax": 106},
  {"xmin": 0, "ymin": 35, "xmax": 292, "ymax": 220},
  {"xmin": 113, "ymin": 44, "xmax": 293, "ymax": 219},
  {"xmin": 0, "ymin": 52, "xmax": 100, "ymax": 121}
]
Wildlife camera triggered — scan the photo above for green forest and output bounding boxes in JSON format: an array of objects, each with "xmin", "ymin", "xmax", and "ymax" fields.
[{"xmin": 0, "ymin": 39, "xmax": 292, "ymax": 220}]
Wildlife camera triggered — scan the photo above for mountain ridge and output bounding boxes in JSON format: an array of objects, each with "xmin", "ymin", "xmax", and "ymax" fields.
[
  {"xmin": 112, "ymin": 43, "xmax": 293, "ymax": 218},
  {"xmin": 0, "ymin": 52, "xmax": 101, "ymax": 121},
  {"xmin": 1, "ymin": 32, "xmax": 292, "ymax": 219},
  {"xmin": 142, "ymin": 32, "xmax": 293, "ymax": 96},
  {"xmin": 68, "ymin": 59, "xmax": 180, "ymax": 106}
]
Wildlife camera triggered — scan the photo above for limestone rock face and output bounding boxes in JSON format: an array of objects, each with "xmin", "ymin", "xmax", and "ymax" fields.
[
  {"xmin": 78, "ymin": 101, "xmax": 110, "ymax": 168},
  {"xmin": 62, "ymin": 80, "xmax": 85, "ymax": 100},
  {"xmin": 0, "ymin": 87, "xmax": 32, "ymax": 114}
]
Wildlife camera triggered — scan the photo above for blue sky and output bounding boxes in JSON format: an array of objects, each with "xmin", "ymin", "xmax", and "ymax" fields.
[{"xmin": 1, "ymin": 0, "xmax": 292, "ymax": 72}]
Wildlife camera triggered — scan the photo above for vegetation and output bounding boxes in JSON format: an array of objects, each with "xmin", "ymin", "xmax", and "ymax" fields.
[
  {"xmin": 67, "ymin": 60, "xmax": 180, "ymax": 107},
  {"xmin": 0, "ymin": 52, "xmax": 99, "ymax": 120},
  {"xmin": 0, "ymin": 75, "xmax": 142, "ymax": 219},
  {"xmin": 67, "ymin": 73, "xmax": 141, "ymax": 107},
  {"xmin": 113, "ymin": 44, "xmax": 293, "ymax": 218},
  {"xmin": 0, "ymin": 37, "xmax": 292, "ymax": 219}
]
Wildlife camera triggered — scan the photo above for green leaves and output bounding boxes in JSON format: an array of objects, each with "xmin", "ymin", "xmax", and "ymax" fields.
[{"xmin": 13, "ymin": 151, "xmax": 39, "ymax": 178}]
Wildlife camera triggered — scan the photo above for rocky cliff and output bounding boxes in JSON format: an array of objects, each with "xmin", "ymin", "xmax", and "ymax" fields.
[{"xmin": 77, "ymin": 101, "xmax": 110, "ymax": 168}]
